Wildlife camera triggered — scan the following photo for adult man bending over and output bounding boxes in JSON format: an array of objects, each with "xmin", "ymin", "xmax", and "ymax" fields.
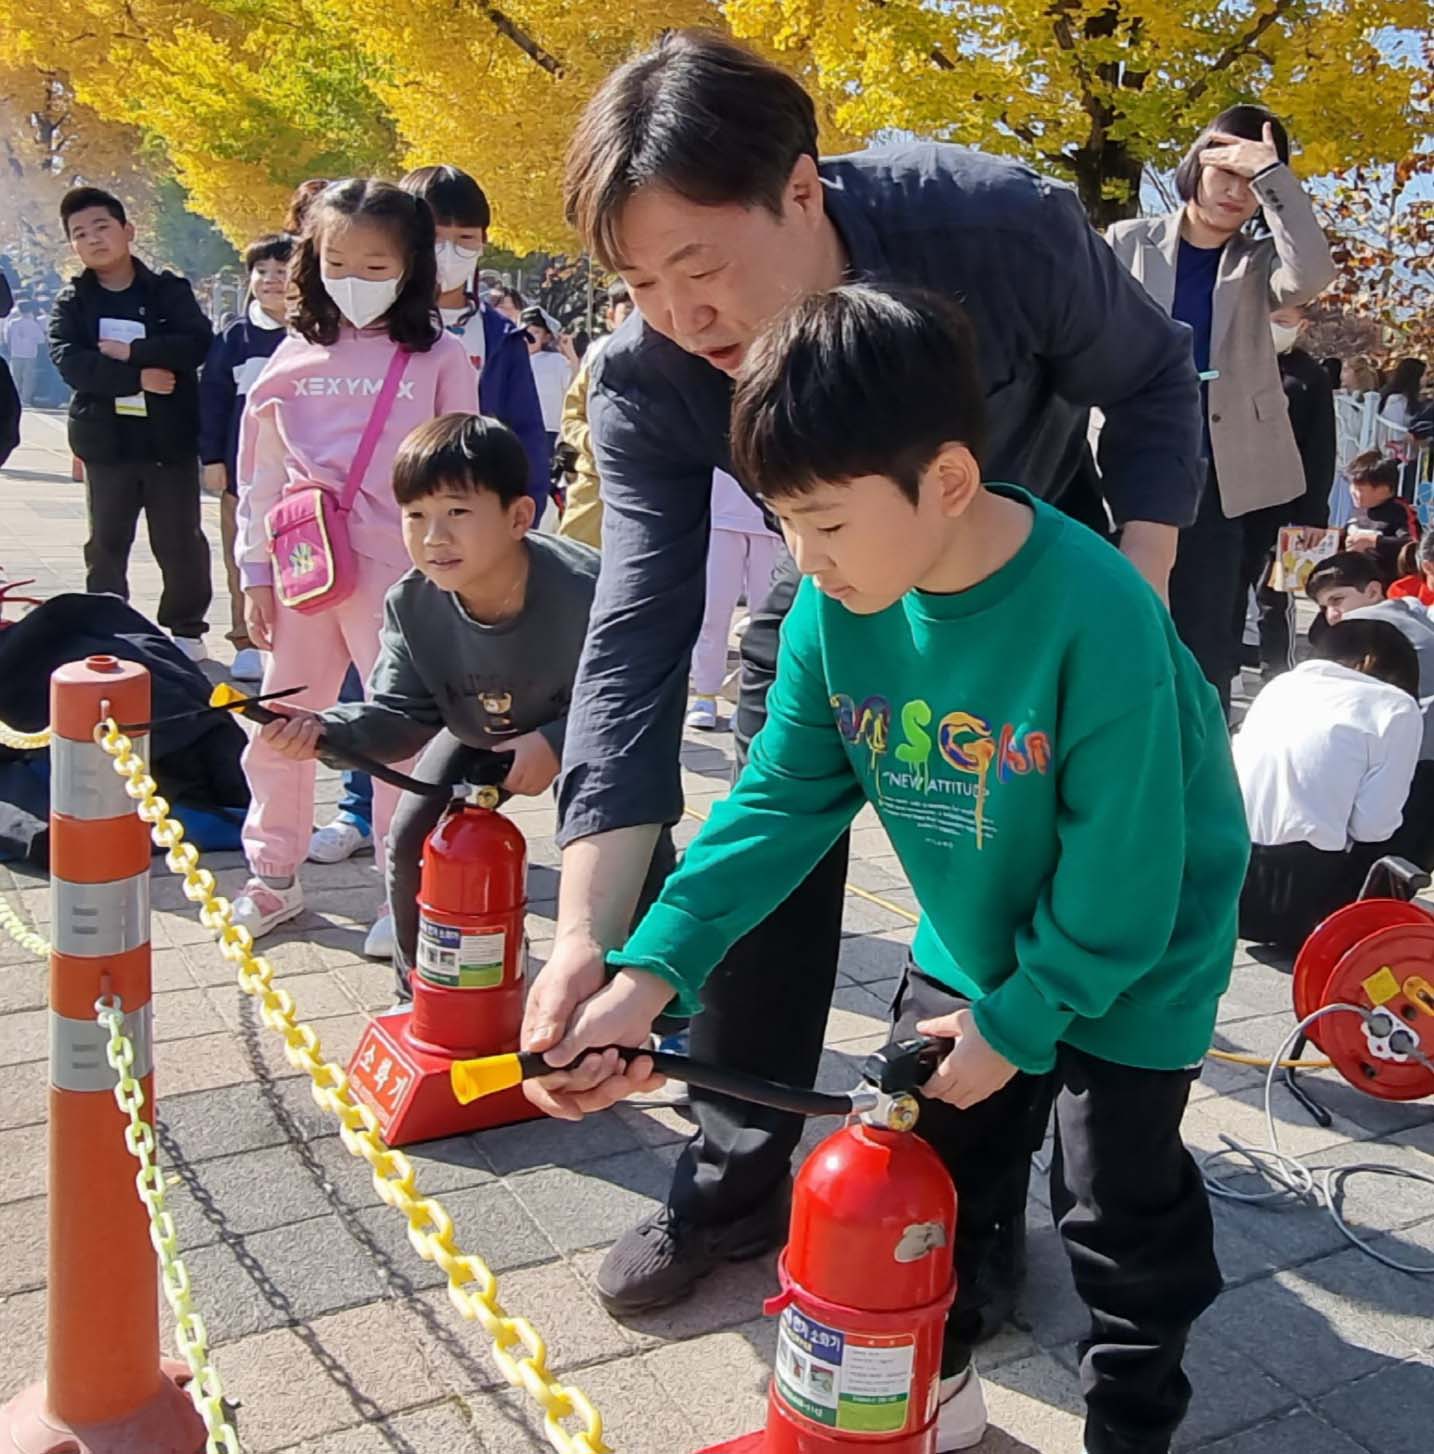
[{"xmin": 523, "ymin": 30, "xmax": 1206, "ymax": 1325}]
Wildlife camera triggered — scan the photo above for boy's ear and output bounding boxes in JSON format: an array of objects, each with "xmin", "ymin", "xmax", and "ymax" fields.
[
  {"xmin": 928, "ymin": 442, "xmax": 981, "ymax": 518},
  {"xmin": 123, "ymin": 222, "xmax": 136, "ymax": 248},
  {"xmin": 510, "ymin": 495, "xmax": 537, "ymax": 534}
]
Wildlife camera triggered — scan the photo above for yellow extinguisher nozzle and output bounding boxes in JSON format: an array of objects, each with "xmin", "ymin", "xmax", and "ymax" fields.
[{"xmin": 451, "ymin": 1053, "xmax": 524, "ymax": 1104}]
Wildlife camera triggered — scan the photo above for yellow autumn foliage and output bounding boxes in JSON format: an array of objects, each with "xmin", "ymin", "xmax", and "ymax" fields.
[{"xmin": 1, "ymin": 0, "xmax": 1428, "ymax": 245}]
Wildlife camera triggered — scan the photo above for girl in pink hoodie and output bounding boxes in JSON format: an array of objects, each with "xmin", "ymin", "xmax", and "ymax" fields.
[{"xmin": 233, "ymin": 179, "xmax": 478, "ymax": 940}]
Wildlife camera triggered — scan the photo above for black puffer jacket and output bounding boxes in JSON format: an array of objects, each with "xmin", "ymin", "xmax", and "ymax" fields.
[{"xmin": 48, "ymin": 259, "xmax": 212, "ymax": 465}]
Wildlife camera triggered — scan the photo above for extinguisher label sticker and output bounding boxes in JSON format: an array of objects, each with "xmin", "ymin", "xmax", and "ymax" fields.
[
  {"xmin": 417, "ymin": 918, "xmax": 505, "ymax": 988},
  {"xmin": 776, "ymin": 1307, "xmax": 915, "ymax": 1435}
]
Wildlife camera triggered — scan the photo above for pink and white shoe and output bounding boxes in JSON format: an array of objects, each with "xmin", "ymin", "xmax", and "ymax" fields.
[{"xmin": 230, "ymin": 877, "xmax": 304, "ymax": 941}]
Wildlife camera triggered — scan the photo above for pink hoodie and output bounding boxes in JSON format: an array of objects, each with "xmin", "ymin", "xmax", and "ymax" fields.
[{"xmin": 235, "ymin": 326, "xmax": 478, "ymax": 588}]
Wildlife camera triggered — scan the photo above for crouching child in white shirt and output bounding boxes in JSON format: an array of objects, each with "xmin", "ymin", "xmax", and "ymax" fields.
[{"xmin": 1234, "ymin": 618, "xmax": 1425, "ymax": 950}]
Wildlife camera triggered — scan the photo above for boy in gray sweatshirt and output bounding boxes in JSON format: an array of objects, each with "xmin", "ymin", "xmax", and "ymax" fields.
[{"xmin": 258, "ymin": 411, "xmax": 643, "ymax": 996}]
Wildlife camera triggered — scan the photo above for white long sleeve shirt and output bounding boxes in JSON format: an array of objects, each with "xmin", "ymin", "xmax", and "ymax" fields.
[{"xmin": 1233, "ymin": 660, "xmax": 1422, "ymax": 850}]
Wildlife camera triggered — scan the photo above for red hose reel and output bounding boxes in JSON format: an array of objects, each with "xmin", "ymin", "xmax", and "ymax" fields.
[{"xmin": 1292, "ymin": 897, "xmax": 1434, "ymax": 1101}]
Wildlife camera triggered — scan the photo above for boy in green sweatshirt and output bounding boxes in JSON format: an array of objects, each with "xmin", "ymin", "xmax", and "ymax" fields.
[{"xmin": 522, "ymin": 284, "xmax": 1250, "ymax": 1454}]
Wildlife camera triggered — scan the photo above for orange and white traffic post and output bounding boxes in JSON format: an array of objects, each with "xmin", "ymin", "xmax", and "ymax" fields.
[{"xmin": 0, "ymin": 656, "xmax": 205, "ymax": 1453}]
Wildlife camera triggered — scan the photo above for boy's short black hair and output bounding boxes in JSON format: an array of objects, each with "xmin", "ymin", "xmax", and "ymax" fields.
[
  {"xmin": 244, "ymin": 233, "xmax": 294, "ymax": 270},
  {"xmin": 60, "ymin": 186, "xmax": 127, "ymax": 234},
  {"xmin": 1313, "ymin": 619, "xmax": 1420, "ymax": 698},
  {"xmin": 1306, "ymin": 550, "xmax": 1385, "ymax": 602},
  {"xmin": 400, "ymin": 165, "xmax": 492, "ymax": 231},
  {"xmin": 730, "ymin": 284, "xmax": 987, "ymax": 505},
  {"xmin": 1174, "ymin": 105, "xmax": 1291, "ymax": 203},
  {"xmin": 565, "ymin": 30, "xmax": 819, "ymax": 269},
  {"xmin": 1349, "ymin": 450, "xmax": 1400, "ymax": 492},
  {"xmin": 392, "ymin": 413, "xmax": 530, "ymax": 509}
]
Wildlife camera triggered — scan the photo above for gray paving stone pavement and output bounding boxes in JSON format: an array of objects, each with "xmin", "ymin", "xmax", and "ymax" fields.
[{"xmin": 2, "ymin": 409, "xmax": 1433, "ymax": 1450}]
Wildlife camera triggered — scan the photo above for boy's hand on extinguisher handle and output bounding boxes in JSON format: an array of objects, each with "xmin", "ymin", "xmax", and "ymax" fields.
[
  {"xmin": 500, "ymin": 730, "xmax": 560, "ymax": 796},
  {"xmin": 522, "ymin": 955, "xmax": 674, "ymax": 1120},
  {"xmin": 257, "ymin": 705, "xmax": 326, "ymax": 761},
  {"xmin": 915, "ymin": 1008, "xmax": 1018, "ymax": 1110}
]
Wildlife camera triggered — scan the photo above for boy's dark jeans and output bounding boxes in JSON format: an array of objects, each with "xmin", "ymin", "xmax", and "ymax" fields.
[
  {"xmin": 84, "ymin": 458, "xmax": 211, "ymax": 638},
  {"xmin": 388, "ymin": 730, "xmax": 676, "ymax": 1000},
  {"xmin": 892, "ymin": 969, "xmax": 1221, "ymax": 1454}
]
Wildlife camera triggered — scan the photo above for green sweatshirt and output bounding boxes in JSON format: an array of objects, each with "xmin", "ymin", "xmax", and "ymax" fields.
[{"xmin": 610, "ymin": 488, "xmax": 1250, "ymax": 1074}]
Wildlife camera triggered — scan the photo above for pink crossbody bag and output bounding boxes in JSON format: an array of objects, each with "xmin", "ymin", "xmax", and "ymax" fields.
[{"xmin": 264, "ymin": 347, "xmax": 411, "ymax": 615}]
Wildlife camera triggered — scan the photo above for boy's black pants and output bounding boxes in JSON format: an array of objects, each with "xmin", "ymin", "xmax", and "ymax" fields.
[
  {"xmin": 388, "ymin": 730, "xmax": 676, "ymax": 999},
  {"xmin": 84, "ymin": 458, "xmax": 211, "ymax": 639},
  {"xmin": 893, "ymin": 969, "xmax": 1221, "ymax": 1454}
]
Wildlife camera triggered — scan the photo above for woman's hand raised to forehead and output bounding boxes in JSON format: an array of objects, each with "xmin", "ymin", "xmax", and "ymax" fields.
[{"xmin": 1200, "ymin": 122, "xmax": 1281, "ymax": 181}]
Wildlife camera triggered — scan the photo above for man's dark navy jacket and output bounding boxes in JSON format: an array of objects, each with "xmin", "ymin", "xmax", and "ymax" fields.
[{"xmin": 559, "ymin": 143, "xmax": 1204, "ymax": 845}]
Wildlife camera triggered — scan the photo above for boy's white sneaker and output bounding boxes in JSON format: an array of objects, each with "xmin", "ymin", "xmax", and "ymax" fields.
[
  {"xmin": 231, "ymin": 647, "xmax": 264, "ymax": 682},
  {"xmin": 171, "ymin": 633, "xmax": 207, "ymax": 664},
  {"xmin": 685, "ymin": 696, "xmax": 718, "ymax": 731},
  {"xmin": 363, "ymin": 913, "xmax": 395, "ymax": 960},
  {"xmin": 935, "ymin": 1366, "xmax": 987, "ymax": 1452},
  {"xmin": 307, "ymin": 816, "xmax": 374, "ymax": 863},
  {"xmin": 231, "ymin": 877, "xmax": 304, "ymax": 941}
]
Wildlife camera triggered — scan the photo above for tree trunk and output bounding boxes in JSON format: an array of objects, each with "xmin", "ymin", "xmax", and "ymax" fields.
[{"xmin": 1064, "ymin": 138, "xmax": 1148, "ymax": 227}]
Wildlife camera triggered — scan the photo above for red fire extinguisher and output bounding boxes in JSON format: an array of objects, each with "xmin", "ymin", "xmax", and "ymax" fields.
[
  {"xmin": 408, "ymin": 783, "xmax": 528, "ymax": 1058},
  {"xmin": 452, "ymin": 1037, "xmax": 959, "ymax": 1452}
]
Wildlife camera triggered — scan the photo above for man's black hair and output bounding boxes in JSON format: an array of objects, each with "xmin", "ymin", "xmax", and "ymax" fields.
[
  {"xmin": 392, "ymin": 412, "xmax": 530, "ymax": 509},
  {"xmin": 1174, "ymin": 105, "xmax": 1291, "ymax": 204},
  {"xmin": 565, "ymin": 29, "xmax": 819, "ymax": 269},
  {"xmin": 400, "ymin": 165, "xmax": 492, "ymax": 231},
  {"xmin": 1313, "ymin": 619, "xmax": 1420, "ymax": 698},
  {"xmin": 730, "ymin": 284, "xmax": 987, "ymax": 505},
  {"xmin": 244, "ymin": 233, "xmax": 294, "ymax": 270},
  {"xmin": 1306, "ymin": 550, "xmax": 1386, "ymax": 602},
  {"xmin": 60, "ymin": 186, "xmax": 127, "ymax": 234}
]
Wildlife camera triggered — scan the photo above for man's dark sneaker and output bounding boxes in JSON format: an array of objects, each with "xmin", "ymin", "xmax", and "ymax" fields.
[
  {"xmin": 972, "ymin": 1217, "xmax": 1027, "ymax": 1342},
  {"xmin": 595, "ymin": 1183, "xmax": 791, "ymax": 1316}
]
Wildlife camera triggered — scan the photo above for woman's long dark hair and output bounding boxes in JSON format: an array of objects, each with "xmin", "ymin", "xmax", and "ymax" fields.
[
  {"xmin": 287, "ymin": 179, "xmax": 441, "ymax": 350},
  {"xmin": 1382, "ymin": 357, "xmax": 1426, "ymax": 413}
]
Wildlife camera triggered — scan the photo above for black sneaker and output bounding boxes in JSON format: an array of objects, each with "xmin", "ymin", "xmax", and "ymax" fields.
[{"xmin": 595, "ymin": 1183, "xmax": 791, "ymax": 1316}]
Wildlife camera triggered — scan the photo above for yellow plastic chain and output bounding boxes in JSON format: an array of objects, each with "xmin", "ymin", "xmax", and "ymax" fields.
[
  {"xmin": 94, "ymin": 719, "xmax": 610, "ymax": 1454},
  {"xmin": 96, "ymin": 996, "xmax": 241, "ymax": 1453},
  {"xmin": 0, "ymin": 893, "xmax": 50, "ymax": 958},
  {"xmin": 0, "ymin": 720, "xmax": 52, "ymax": 752}
]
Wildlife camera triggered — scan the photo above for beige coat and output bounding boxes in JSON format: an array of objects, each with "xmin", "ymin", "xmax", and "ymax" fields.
[{"xmin": 1106, "ymin": 164, "xmax": 1334, "ymax": 519}]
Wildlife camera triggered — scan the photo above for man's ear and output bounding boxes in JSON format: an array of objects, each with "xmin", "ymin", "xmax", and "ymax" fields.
[{"xmin": 123, "ymin": 222, "xmax": 136, "ymax": 248}]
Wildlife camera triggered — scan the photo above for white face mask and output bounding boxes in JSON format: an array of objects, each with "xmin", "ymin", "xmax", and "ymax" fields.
[
  {"xmin": 322, "ymin": 272, "xmax": 400, "ymax": 330},
  {"xmin": 435, "ymin": 241, "xmax": 481, "ymax": 294},
  {"xmin": 1270, "ymin": 320, "xmax": 1301, "ymax": 354}
]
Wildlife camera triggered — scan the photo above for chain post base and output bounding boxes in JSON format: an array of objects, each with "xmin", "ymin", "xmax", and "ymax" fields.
[{"xmin": 0, "ymin": 1360, "xmax": 206, "ymax": 1453}]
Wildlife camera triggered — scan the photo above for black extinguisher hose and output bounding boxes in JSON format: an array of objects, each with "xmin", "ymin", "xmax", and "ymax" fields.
[{"xmin": 452, "ymin": 1047, "xmax": 861, "ymax": 1117}]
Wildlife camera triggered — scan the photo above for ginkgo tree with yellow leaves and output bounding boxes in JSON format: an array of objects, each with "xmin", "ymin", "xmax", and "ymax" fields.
[{"xmin": 0, "ymin": 0, "xmax": 1428, "ymax": 247}]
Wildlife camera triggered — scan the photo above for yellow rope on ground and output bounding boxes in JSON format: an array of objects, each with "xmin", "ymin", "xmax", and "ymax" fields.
[
  {"xmin": 0, "ymin": 893, "xmax": 51, "ymax": 958},
  {"xmin": 683, "ymin": 805, "xmax": 1335, "ymax": 1073},
  {"xmin": 95, "ymin": 719, "xmax": 610, "ymax": 1454},
  {"xmin": 0, "ymin": 720, "xmax": 53, "ymax": 751}
]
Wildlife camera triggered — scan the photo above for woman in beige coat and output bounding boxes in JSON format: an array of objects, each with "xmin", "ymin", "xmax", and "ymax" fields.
[{"xmin": 1108, "ymin": 104, "xmax": 1333, "ymax": 710}]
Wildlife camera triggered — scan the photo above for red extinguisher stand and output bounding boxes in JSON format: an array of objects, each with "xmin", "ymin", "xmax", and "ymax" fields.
[{"xmin": 345, "ymin": 782, "xmax": 542, "ymax": 1144}]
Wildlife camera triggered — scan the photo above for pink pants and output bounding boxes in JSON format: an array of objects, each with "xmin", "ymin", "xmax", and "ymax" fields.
[
  {"xmin": 691, "ymin": 528, "xmax": 787, "ymax": 696},
  {"xmin": 241, "ymin": 552, "xmax": 410, "ymax": 878}
]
